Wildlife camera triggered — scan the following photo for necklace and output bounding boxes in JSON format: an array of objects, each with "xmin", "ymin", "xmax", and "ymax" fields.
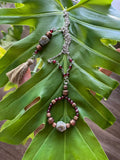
[
  {"xmin": 6, "ymin": 10, "xmax": 79, "ymax": 132},
  {"xmin": 33, "ymin": 10, "xmax": 79, "ymax": 132}
]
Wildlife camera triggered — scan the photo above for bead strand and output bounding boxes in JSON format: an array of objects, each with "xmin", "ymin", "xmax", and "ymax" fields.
[
  {"xmin": 33, "ymin": 29, "xmax": 54, "ymax": 55},
  {"xmin": 47, "ymin": 96, "xmax": 79, "ymax": 132}
]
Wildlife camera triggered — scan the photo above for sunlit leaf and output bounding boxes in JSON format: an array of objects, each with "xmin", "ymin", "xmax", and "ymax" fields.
[{"xmin": 0, "ymin": 0, "xmax": 120, "ymax": 160}]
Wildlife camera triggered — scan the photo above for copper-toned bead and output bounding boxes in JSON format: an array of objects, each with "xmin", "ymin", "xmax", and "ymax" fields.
[
  {"xmin": 63, "ymin": 90, "xmax": 68, "ymax": 96},
  {"xmin": 72, "ymin": 103, "xmax": 76, "ymax": 107},
  {"xmin": 46, "ymin": 31, "xmax": 52, "ymax": 39},
  {"xmin": 52, "ymin": 122, "xmax": 56, "ymax": 128},
  {"xmin": 70, "ymin": 119, "xmax": 76, "ymax": 126},
  {"xmin": 74, "ymin": 116, "xmax": 79, "ymax": 121},
  {"xmin": 66, "ymin": 123, "xmax": 70, "ymax": 128},
  {"xmin": 36, "ymin": 45, "xmax": 42, "ymax": 51},
  {"xmin": 48, "ymin": 117, "xmax": 54, "ymax": 124},
  {"xmin": 64, "ymin": 85, "xmax": 68, "ymax": 89},
  {"xmin": 47, "ymin": 113, "xmax": 51, "ymax": 118},
  {"xmin": 51, "ymin": 99, "xmax": 56, "ymax": 104}
]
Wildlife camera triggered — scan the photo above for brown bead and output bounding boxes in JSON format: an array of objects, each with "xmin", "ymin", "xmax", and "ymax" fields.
[
  {"xmin": 72, "ymin": 103, "xmax": 76, "ymax": 107},
  {"xmin": 63, "ymin": 90, "xmax": 68, "ymax": 96},
  {"xmin": 39, "ymin": 35, "xmax": 50, "ymax": 46},
  {"xmin": 36, "ymin": 45, "xmax": 42, "ymax": 51},
  {"xmin": 48, "ymin": 117, "xmax": 54, "ymax": 124},
  {"xmin": 52, "ymin": 122, "xmax": 56, "ymax": 128},
  {"xmin": 74, "ymin": 116, "xmax": 79, "ymax": 121},
  {"xmin": 66, "ymin": 123, "xmax": 70, "ymax": 128},
  {"xmin": 47, "ymin": 113, "xmax": 51, "ymax": 118},
  {"xmin": 51, "ymin": 99, "xmax": 56, "ymax": 104},
  {"xmin": 70, "ymin": 119, "xmax": 76, "ymax": 126},
  {"xmin": 64, "ymin": 85, "xmax": 68, "ymax": 89},
  {"xmin": 46, "ymin": 31, "xmax": 52, "ymax": 39}
]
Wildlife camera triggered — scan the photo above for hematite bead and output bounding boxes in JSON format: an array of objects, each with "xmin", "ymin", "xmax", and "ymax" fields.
[{"xmin": 39, "ymin": 35, "xmax": 50, "ymax": 46}]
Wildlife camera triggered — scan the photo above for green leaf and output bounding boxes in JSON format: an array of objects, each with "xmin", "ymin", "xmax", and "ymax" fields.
[
  {"xmin": 0, "ymin": 46, "xmax": 6, "ymax": 58},
  {"xmin": 0, "ymin": 25, "xmax": 23, "ymax": 49},
  {"xmin": 0, "ymin": 0, "xmax": 120, "ymax": 160},
  {"xmin": 4, "ymin": 81, "xmax": 17, "ymax": 91},
  {"xmin": 23, "ymin": 118, "xmax": 108, "ymax": 160}
]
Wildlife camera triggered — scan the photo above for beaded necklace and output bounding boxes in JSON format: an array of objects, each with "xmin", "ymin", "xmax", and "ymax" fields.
[
  {"xmin": 6, "ymin": 9, "xmax": 79, "ymax": 133},
  {"xmin": 33, "ymin": 10, "xmax": 79, "ymax": 132}
]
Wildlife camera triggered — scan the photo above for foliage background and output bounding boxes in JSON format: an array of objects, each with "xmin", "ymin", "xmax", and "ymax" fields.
[{"xmin": 0, "ymin": 0, "xmax": 119, "ymax": 160}]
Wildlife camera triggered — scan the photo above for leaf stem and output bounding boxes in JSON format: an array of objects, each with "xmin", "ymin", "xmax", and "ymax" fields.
[
  {"xmin": 67, "ymin": 0, "xmax": 88, "ymax": 11},
  {"xmin": 56, "ymin": 0, "xmax": 64, "ymax": 10}
]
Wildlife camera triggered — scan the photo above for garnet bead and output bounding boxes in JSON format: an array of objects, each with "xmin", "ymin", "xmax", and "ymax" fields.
[
  {"xmin": 69, "ymin": 65, "xmax": 72, "ymax": 69},
  {"xmin": 69, "ymin": 58, "xmax": 72, "ymax": 62},
  {"xmin": 58, "ymin": 97, "xmax": 62, "ymax": 100},
  {"xmin": 35, "ymin": 50, "xmax": 38, "ymax": 54},
  {"xmin": 59, "ymin": 65, "xmax": 62, "ymax": 69},
  {"xmin": 53, "ymin": 60, "xmax": 56, "ymax": 64},
  {"xmin": 50, "ymin": 30, "xmax": 53, "ymax": 33},
  {"xmin": 75, "ymin": 109, "xmax": 79, "ymax": 113}
]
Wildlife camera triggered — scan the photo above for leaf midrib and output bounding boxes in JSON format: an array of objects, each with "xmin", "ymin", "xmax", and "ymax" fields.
[{"xmin": 75, "ymin": 126, "xmax": 98, "ymax": 160}]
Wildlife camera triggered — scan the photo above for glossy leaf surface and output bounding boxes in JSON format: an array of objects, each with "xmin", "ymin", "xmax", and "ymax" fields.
[{"xmin": 0, "ymin": 0, "xmax": 120, "ymax": 160}]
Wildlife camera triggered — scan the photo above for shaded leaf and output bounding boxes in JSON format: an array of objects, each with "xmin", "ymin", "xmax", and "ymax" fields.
[{"xmin": 0, "ymin": 0, "xmax": 120, "ymax": 160}]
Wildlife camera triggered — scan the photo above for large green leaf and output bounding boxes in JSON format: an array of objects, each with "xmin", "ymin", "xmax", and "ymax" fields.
[{"xmin": 0, "ymin": 0, "xmax": 120, "ymax": 160}]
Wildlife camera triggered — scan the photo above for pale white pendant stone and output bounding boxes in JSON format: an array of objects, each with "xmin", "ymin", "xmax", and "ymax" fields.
[{"xmin": 56, "ymin": 121, "xmax": 66, "ymax": 132}]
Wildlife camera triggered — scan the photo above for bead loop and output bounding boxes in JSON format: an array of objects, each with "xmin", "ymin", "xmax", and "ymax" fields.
[{"xmin": 47, "ymin": 96, "xmax": 79, "ymax": 132}]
